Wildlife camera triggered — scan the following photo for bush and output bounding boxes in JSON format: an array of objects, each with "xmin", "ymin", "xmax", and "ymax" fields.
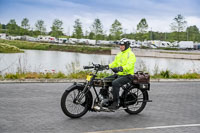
[
  {"xmin": 4, "ymin": 73, "xmax": 19, "ymax": 79},
  {"xmin": 24, "ymin": 72, "xmax": 40, "ymax": 79},
  {"xmin": 53, "ymin": 71, "xmax": 67, "ymax": 78},
  {"xmin": 160, "ymin": 70, "xmax": 171, "ymax": 78},
  {"xmin": 67, "ymin": 71, "xmax": 90, "ymax": 79}
]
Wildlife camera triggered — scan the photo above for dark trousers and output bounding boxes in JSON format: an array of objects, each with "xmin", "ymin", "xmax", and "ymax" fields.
[{"xmin": 104, "ymin": 74, "xmax": 132, "ymax": 102}]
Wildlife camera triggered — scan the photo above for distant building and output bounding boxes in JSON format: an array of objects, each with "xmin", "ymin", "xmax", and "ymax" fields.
[{"xmin": 0, "ymin": 33, "xmax": 7, "ymax": 39}]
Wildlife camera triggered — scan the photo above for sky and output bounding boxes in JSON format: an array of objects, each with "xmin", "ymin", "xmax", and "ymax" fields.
[{"xmin": 0, "ymin": 0, "xmax": 200, "ymax": 35}]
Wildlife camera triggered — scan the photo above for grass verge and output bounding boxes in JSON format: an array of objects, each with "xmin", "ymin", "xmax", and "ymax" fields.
[
  {"xmin": 0, "ymin": 39, "xmax": 111, "ymax": 54},
  {"xmin": 0, "ymin": 70, "xmax": 200, "ymax": 80},
  {"xmin": 0, "ymin": 43, "xmax": 24, "ymax": 53}
]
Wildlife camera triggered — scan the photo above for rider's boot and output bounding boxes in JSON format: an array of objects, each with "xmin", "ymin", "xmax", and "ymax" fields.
[{"xmin": 108, "ymin": 100, "xmax": 119, "ymax": 110}]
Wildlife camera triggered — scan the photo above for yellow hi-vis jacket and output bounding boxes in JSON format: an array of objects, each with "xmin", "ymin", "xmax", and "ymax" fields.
[{"xmin": 109, "ymin": 48, "xmax": 136, "ymax": 75}]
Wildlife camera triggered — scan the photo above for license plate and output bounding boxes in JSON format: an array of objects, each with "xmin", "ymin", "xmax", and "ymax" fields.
[
  {"xmin": 139, "ymin": 84, "xmax": 149, "ymax": 89},
  {"xmin": 86, "ymin": 75, "xmax": 92, "ymax": 81}
]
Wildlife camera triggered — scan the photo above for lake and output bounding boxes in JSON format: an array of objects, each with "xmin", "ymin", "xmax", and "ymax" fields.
[{"xmin": 0, "ymin": 50, "xmax": 200, "ymax": 75}]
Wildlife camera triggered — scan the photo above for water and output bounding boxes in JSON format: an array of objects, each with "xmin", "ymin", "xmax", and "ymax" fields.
[{"xmin": 0, "ymin": 50, "xmax": 200, "ymax": 75}]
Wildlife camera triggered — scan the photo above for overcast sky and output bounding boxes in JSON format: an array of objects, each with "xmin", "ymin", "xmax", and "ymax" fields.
[{"xmin": 0, "ymin": 0, "xmax": 200, "ymax": 35}]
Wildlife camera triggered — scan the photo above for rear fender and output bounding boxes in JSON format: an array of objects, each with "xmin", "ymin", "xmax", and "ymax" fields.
[{"xmin": 142, "ymin": 90, "xmax": 149, "ymax": 101}]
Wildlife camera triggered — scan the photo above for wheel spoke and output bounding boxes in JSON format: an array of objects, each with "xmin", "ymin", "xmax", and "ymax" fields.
[
  {"xmin": 65, "ymin": 89, "xmax": 87, "ymax": 115},
  {"xmin": 125, "ymin": 88, "xmax": 146, "ymax": 114}
]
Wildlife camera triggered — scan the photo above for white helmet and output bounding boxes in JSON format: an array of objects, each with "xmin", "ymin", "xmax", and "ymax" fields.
[{"xmin": 119, "ymin": 38, "xmax": 130, "ymax": 50}]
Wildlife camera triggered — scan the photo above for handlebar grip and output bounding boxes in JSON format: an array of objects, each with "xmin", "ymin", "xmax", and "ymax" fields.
[{"xmin": 83, "ymin": 66, "xmax": 94, "ymax": 69}]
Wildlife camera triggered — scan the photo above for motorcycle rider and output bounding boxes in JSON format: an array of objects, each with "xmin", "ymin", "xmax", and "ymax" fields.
[{"xmin": 106, "ymin": 38, "xmax": 136, "ymax": 110}]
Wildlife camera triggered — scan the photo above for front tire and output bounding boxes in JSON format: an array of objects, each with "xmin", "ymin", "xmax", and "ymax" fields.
[
  {"xmin": 124, "ymin": 88, "xmax": 147, "ymax": 114},
  {"xmin": 61, "ymin": 87, "xmax": 91, "ymax": 118}
]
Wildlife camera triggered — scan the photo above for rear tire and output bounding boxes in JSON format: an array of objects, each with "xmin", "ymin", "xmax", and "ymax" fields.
[
  {"xmin": 61, "ymin": 87, "xmax": 91, "ymax": 118},
  {"xmin": 124, "ymin": 88, "xmax": 147, "ymax": 114}
]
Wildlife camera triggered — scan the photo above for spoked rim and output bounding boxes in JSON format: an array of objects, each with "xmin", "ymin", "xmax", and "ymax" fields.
[
  {"xmin": 126, "ymin": 88, "xmax": 145, "ymax": 112},
  {"xmin": 65, "ymin": 89, "xmax": 87, "ymax": 115}
]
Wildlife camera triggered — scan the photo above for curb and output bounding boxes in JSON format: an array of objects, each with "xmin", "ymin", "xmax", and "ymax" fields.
[
  {"xmin": 0, "ymin": 79, "xmax": 85, "ymax": 83},
  {"xmin": 151, "ymin": 79, "xmax": 200, "ymax": 82},
  {"xmin": 0, "ymin": 79, "xmax": 200, "ymax": 83}
]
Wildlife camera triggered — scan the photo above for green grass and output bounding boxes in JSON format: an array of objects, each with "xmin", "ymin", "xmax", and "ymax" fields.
[
  {"xmin": 151, "ymin": 70, "xmax": 200, "ymax": 79},
  {"xmin": 3, "ymin": 72, "xmax": 67, "ymax": 79},
  {"xmin": 0, "ymin": 39, "xmax": 111, "ymax": 54},
  {"xmin": 0, "ymin": 43, "xmax": 24, "ymax": 53},
  {"xmin": 1, "ymin": 70, "xmax": 200, "ymax": 80},
  {"xmin": 1, "ymin": 71, "xmax": 111, "ymax": 80}
]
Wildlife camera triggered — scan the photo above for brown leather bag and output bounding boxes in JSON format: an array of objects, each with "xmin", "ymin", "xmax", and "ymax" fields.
[{"xmin": 132, "ymin": 71, "xmax": 150, "ymax": 84}]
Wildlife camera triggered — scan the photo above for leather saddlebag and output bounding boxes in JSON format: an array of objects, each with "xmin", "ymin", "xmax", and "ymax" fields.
[{"xmin": 133, "ymin": 71, "xmax": 150, "ymax": 84}]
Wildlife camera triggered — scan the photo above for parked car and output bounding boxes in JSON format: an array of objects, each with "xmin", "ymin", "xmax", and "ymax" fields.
[
  {"xmin": 178, "ymin": 41, "xmax": 194, "ymax": 49},
  {"xmin": 58, "ymin": 38, "xmax": 68, "ymax": 44},
  {"xmin": 0, "ymin": 33, "xmax": 7, "ymax": 39}
]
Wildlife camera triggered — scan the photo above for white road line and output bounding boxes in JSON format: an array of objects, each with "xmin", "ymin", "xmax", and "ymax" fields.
[{"xmin": 85, "ymin": 124, "xmax": 200, "ymax": 133}]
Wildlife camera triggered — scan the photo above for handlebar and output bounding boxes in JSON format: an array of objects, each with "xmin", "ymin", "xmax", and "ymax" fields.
[
  {"xmin": 83, "ymin": 63, "xmax": 109, "ymax": 71},
  {"xmin": 83, "ymin": 66, "xmax": 94, "ymax": 69}
]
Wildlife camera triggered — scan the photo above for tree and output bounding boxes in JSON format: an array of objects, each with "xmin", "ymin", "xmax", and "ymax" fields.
[
  {"xmin": 88, "ymin": 32, "xmax": 95, "ymax": 39},
  {"xmin": 0, "ymin": 24, "xmax": 6, "ymax": 33},
  {"xmin": 91, "ymin": 18, "xmax": 103, "ymax": 42},
  {"xmin": 6, "ymin": 19, "xmax": 20, "ymax": 35},
  {"xmin": 137, "ymin": 18, "xmax": 148, "ymax": 33},
  {"xmin": 109, "ymin": 19, "xmax": 123, "ymax": 40},
  {"xmin": 84, "ymin": 30, "xmax": 89, "ymax": 39},
  {"xmin": 170, "ymin": 14, "xmax": 187, "ymax": 41},
  {"xmin": 50, "ymin": 19, "xmax": 63, "ymax": 38},
  {"xmin": 186, "ymin": 25, "xmax": 199, "ymax": 41},
  {"xmin": 72, "ymin": 19, "xmax": 83, "ymax": 39},
  {"xmin": 20, "ymin": 18, "xmax": 30, "ymax": 35},
  {"xmin": 35, "ymin": 20, "xmax": 46, "ymax": 35},
  {"xmin": 21, "ymin": 18, "xmax": 30, "ymax": 30},
  {"xmin": 107, "ymin": 34, "xmax": 113, "ymax": 40}
]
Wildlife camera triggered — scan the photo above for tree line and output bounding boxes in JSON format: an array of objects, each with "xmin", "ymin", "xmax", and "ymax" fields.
[{"xmin": 0, "ymin": 14, "xmax": 200, "ymax": 42}]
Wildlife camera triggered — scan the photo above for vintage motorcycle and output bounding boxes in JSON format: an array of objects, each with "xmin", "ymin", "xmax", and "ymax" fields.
[{"xmin": 61, "ymin": 63, "xmax": 152, "ymax": 118}]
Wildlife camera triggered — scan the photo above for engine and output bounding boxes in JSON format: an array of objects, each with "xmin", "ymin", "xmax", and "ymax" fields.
[{"xmin": 98, "ymin": 88, "xmax": 113, "ymax": 107}]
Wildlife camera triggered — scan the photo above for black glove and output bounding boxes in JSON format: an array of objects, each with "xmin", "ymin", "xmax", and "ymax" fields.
[
  {"xmin": 104, "ymin": 65, "xmax": 109, "ymax": 70},
  {"xmin": 111, "ymin": 66, "xmax": 123, "ymax": 73}
]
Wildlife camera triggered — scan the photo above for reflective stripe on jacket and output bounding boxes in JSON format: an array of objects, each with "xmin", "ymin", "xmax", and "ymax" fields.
[{"xmin": 109, "ymin": 48, "xmax": 136, "ymax": 75}]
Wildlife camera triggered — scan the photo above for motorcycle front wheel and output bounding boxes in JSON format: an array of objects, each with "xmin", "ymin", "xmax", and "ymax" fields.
[
  {"xmin": 124, "ymin": 88, "xmax": 147, "ymax": 114},
  {"xmin": 61, "ymin": 87, "xmax": 90, "ymax": 118}
]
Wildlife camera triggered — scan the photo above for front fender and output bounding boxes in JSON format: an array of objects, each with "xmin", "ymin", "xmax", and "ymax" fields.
[{"xmin": 65, "ymin": 83, "xmax": 85, "ymax": 92}]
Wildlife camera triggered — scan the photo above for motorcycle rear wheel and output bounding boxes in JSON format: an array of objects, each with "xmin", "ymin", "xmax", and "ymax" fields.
[
  {"xmin": 124, "ymin": 88, "xmax": 147, "ymax": 114},
  {"xmin": 61, "ymin": 87, "xmax": 90, "ymax": 118}
]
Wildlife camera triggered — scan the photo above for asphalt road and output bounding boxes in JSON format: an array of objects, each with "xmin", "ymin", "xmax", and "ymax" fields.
[{"xmin": 0, "ymin": 82, "xmax": 200, "ymax": 133}]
